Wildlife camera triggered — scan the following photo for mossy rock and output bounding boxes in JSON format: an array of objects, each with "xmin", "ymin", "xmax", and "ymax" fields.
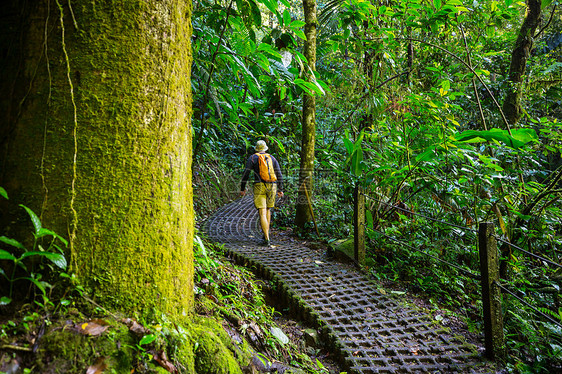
[
  {"xmin": 186, "ymin": 316, "xmax": 252, "ymax": 374},
  {"xmin": 31, "ymin": 314, "xmax": 253, "ymax": 374},
  {"xmin": 331, "ymin": 238, "xmax": 355, "ymax": 263},
  {"xmin": 34, "ymin": 320, "xmax": 136, "ymax": 373}
]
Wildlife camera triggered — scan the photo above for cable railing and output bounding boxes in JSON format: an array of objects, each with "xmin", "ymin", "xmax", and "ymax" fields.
[
  {"xmin": 495, "ymin": 282, "xmax": 562, "ymax": 327},
  {"xmin": 495, "ymin": 236, "xmax": 562, "ymax": 269},
  {"xmin": 348, "ymin": 185, "xmax": 562, "ymax": 360},
  {"xmin": 362, "ymin": 191, "xmax": 561, "ymax": 270},
  {"xmin": 368, "ymin": 225, "xmax": 481, "ymax": 280},
  {"xmin": 363, "ymin": 192, "xmax": 479, "ymax": 234}
]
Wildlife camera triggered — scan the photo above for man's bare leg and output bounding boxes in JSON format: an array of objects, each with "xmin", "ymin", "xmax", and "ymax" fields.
[{"xmin": 258, "ymin": 207, "xmax": 270, "ymax": 241}]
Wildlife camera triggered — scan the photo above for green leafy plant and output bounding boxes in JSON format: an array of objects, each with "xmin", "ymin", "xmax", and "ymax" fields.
[{"xmin": 0, "ymin": 190, "xmax": 68, "ymax": 307}]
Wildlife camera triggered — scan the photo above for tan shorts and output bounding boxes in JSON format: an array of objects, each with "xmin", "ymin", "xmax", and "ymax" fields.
[{"xmin": 253, "ymin": 183, "xmax": 277, "ymax": 209}]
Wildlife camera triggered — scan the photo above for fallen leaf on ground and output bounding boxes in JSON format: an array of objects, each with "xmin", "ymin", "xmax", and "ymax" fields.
[
  {"xmin": 76, "ymin": 320, "xmax": 109, "ymax": 336},
  {"xmin": 86, "ymin": 357, "xmax": 107, "ymax": 374},
  {"xmin": 122, "ymin": 318, "xmax": 149, "ymax": 335}
]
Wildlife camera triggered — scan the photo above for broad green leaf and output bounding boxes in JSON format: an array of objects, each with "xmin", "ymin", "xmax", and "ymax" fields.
[
  {"xmin": 20, "ymin": 251, "xmax": 67, "ymax": 270},
  {"xmin": 249, "ymin": 0, "xmax": 262, "ymax": 27},
  {"xmin": 0, "ymin": 187, "xmax": 7, "ymax": 200},
  {"xmin": 0, "ymin": 236, "xmax": 26, "ymax": 251},
  {"xmin": 282, "ymin": 10, "xmax": 291, "ymax": 26},
  {"xmin": 434, "ymin": 0, "xmax": 442, "ymax": 9},
  {"xmin": 257, "ymin": 0, "xmax": 278, "ymax": 13},
  {"xmin": 290, "ymin": 20, "xmax": 306, "ymax": 28},
  {"xmin": 366, "ymin": 209, "xmax": 374, "ymax": 229},
  {"xmin": 0, "ymin": 249, "xmax": 17, "ymax": 261},
  {"xmin": 343, "ymin": 138, "xmax": 354, "ymax": 155},
  {"xmin": 279, "ymin": 86, "xmax": 286, "ymax": 100},
  {"xmin": 455, "ymin": 128, "xmax": 536, "ymax": 149},
  {"xmin": 24, "ymin": 277, "xmax": 49, "ymax": 294},
  {"xmin": 415, "ymin": 147, "xmax": 436, "ymax": 162},
  {"xmin": 511, "ymin": 128, "xmax": 538, "ymax": 144},
  {"xmin": 35, "ymin": 228, "xmax": 56, "ymax": 239},
  {"xmin": 354, "ymin": 131, "xmax": 364, "ymax": 149},
  {"xmin": 257, "ymin": 43, "xmax": 282, "ymax": 58},
  {"xmin": 139, "ymin": 334, "xmax": 157, "ymax": 346},
  {"xmin": 269, "ymin": 136, "xmax": 286, "ymax": 153},
  {"xmin": 293, "ymin": 79, "xmax": 323, "ymax": 95},
  {"xmin": 44, "ymin": 252, "xmax": 67, "ymax": 269},
  {"xmin": 20, "ymin": 204, "xmax": 42, "ymax": 235},
  {"xmin": 0, "ymin": 296, "xmax": 12, "ymax": 306},
  {"xmin": 293, "ymin": 29, "xmax": 306, "ymax": 40},
  {"xmin": 351, "ymin": 149, "xmax": 363, "ymax": 176}
]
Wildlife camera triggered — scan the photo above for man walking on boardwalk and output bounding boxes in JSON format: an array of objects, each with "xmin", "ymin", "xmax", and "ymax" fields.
[{"xmin": 240, "ymin": 140, "xmax": 284, "ymax": 246}]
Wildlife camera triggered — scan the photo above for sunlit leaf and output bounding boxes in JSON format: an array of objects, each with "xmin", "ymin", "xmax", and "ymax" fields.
[
  {"xmin": 455, "ymin": 128, "xmax": 537, "ymax": 149},
  {"xmin": 20, "ymin": 251, "xmax": 67, "ymax": 269},
  {"xmin": 270, "ymin": 327, "xmax": 289, "ymax": 344},
  {"xmin": 139, "ymin": 334, "xmax": 157, "ymax": 346},
  {"xmin": 0, "ymin": 296, "xmax": 12, "ymax": 305},
  {"xmin": 0, "ymin": 187, "xmax": 7, "ymax": 200},
  {"xmin": 20, "ymin": 204, "xmax": 42, "ymax": 235},
  {"xmin": 0, "ymin": 249, "xmax": 17, "ymax": 261},
  {"xmin": 351, "ymin": 149, "xmax": 363, "ymax": 176},
  {"xmin": 293, "ymin": 28, "xmax": 306, "ymax": 40},
  {"xmin": 257, "ymin": 0, "xmax": 278, "ymax": 13},
  {"xmin": 257, "ymin": 43, "xmax": 282, "ymax": 59},
  {"xmin": 290, "ymin": 20, "xmax": 306, "ymax": 28},
  {"xmin": 249, "ymin": 0, "xmax": 262, "ymax": 27},
  {"xmin": 0, "ymin": 236, "xmax": 26, "ymax": 251},
  {"xmin": 282, "ymin": 9, "xmax": 291, "ymax": 26},
  {"xmin": 269, "ymin": 136, "xmax": 286, "ymax": 153},
  {"xmin": 415, "ymin": 147, "xmax": 436, "ymax": 162}
]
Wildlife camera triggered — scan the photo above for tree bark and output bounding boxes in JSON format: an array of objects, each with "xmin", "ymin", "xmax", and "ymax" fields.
[
  {"xmin": 0, "ymin": 0, "xmax": 194, "ymax": 321},
  {"xmin": 295, "ymin": 0, "xmax": 317, "ymax": 230},
  {"xmin": 502, "ymin": 0, "xmax": 541, "ymax": 125}
]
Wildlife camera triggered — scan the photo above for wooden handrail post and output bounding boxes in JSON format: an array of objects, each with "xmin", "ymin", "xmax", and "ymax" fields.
[
  {"xmin": 479, "ymin": 222, "xmax": 506, "ymax": 360},
  {"xmin": 353, "ymin": 185, "xmax": 365, "ymax": 266}
]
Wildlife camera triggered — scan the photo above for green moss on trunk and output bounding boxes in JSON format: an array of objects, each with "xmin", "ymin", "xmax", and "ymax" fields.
[{"xmin": 0, "ymin": 0, "xmax": 194, "ymax": 321}]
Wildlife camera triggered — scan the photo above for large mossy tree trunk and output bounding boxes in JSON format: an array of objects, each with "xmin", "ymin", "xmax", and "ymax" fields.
[
  {"xmin": 0, "ymin": 0, "xmax": 194, "ymax": 321},
  {"xmin": 295, "ymin": 0, "xmax": 317, "ymax": 230},
  {"xmin": 502, "ymin": 0, "xmax": 541, "ymax": 125}
]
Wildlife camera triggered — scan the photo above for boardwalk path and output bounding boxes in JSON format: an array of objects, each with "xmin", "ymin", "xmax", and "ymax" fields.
[{"xmin": 203, "ymin": 196, "xmax": 488, "ymax": 373}]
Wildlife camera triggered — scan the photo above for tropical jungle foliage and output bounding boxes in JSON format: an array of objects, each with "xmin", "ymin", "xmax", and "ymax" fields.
[
  {"xmin": 1, "ymin": 0, "xmax": 561, "ymax": 371},
  {"xmin": 191, "ymin": 0, "xmax": 562, "ymax": 371}
]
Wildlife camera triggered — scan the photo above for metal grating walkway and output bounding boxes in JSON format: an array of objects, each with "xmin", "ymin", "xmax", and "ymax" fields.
[{"xmin": 202, "ymin": 196, "xmax": 488, "ymax": 373}]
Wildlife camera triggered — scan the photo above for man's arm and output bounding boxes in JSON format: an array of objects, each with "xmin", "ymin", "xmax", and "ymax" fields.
[{"xmin": 240, "ymin": 156, "xmax": 254, "ymax": 193}]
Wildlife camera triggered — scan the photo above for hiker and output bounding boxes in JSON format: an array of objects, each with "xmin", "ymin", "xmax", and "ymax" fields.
[{"xmin": 240, "ymin": 140, "xmax": 284, "ymax": 246}]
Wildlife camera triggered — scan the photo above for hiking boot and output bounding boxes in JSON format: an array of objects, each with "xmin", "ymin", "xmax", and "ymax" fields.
[{"xmin": 259, "ymin": 238, "xmax": 271, "ymax": 247}]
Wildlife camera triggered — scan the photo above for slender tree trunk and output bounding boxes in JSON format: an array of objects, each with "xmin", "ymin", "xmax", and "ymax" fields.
[
  {"xmin": 0, "ymin": 0, "xmax": 194, "ymax": 321},
  {"xmin": 502, "ymin": 0, "xmax": 541, "ymax": 124},
  {"xmin": 295, "ymin": 0, "xmax": 317, "ymax": 230}
]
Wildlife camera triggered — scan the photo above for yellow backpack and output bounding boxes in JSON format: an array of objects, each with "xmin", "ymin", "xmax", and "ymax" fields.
[{"xmin": 255, "ymin": 153, "xmax": 277, "ymax": 182}]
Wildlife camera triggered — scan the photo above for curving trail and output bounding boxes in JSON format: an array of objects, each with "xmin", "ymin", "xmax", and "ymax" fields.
[{"xmin": 203, "ymin": 196, "xmax": 489, "ymax": 373}]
